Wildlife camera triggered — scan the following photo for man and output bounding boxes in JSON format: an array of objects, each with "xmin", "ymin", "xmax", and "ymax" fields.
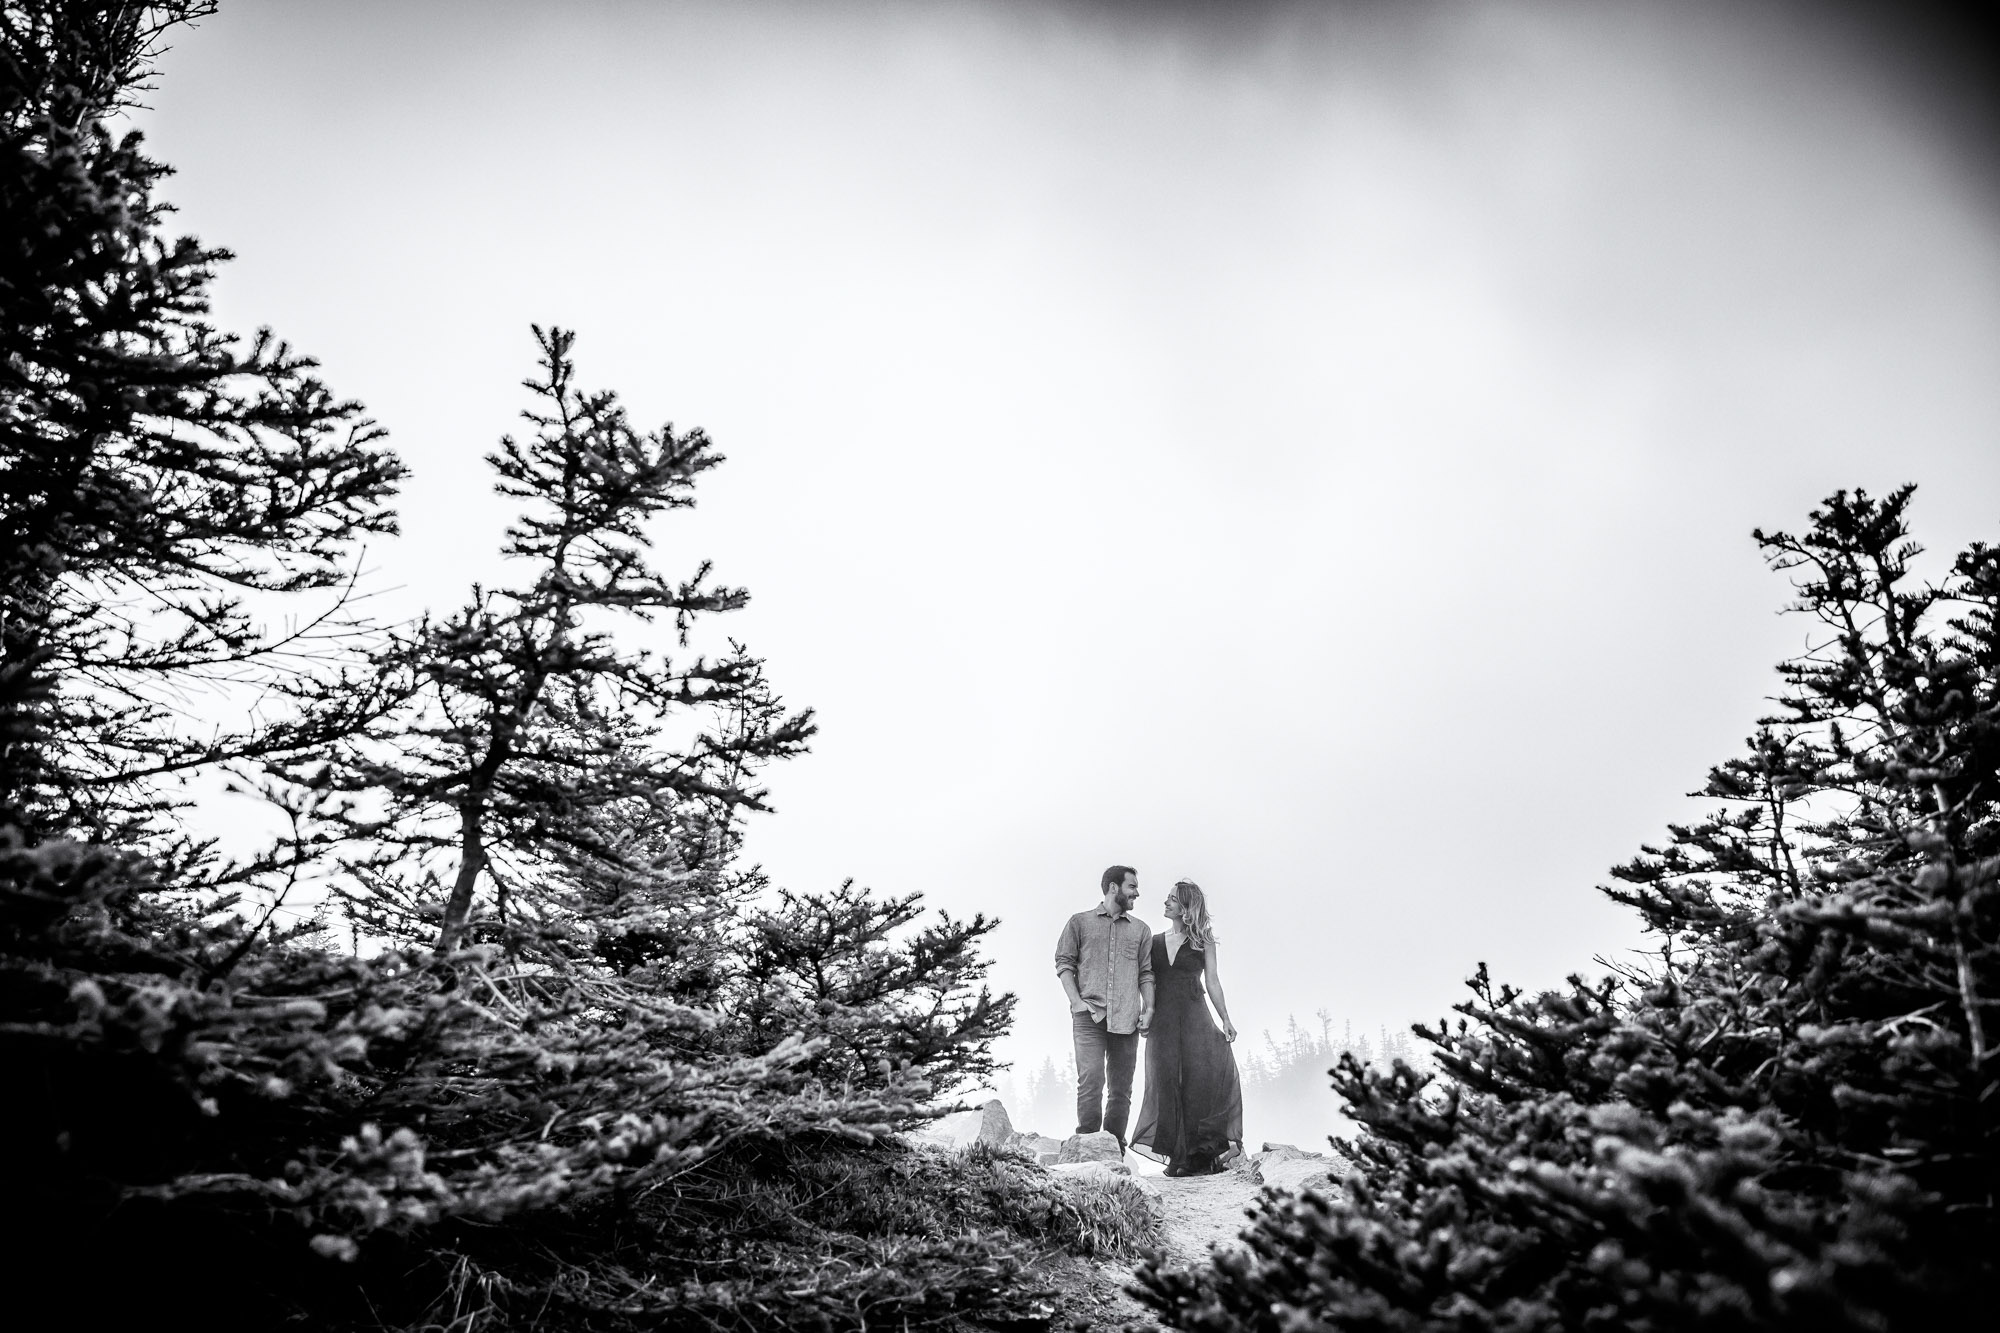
[{"xmin": 1054, "ymin": 864, "xmax": 1155, "ymax": 1149}]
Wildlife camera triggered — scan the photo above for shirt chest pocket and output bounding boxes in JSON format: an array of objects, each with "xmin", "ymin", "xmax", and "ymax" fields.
[{"xmin": 1117, "ymin": 933, "xmax": 1142, "ymax": 961}]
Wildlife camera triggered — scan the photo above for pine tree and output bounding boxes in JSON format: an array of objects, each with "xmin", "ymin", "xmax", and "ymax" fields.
[
  {"xmin": 301, "ymin": 325, "xmax": 812, "ymax": 954},
  {"xmin": 1137, "ymin": 487, "xmax": 1999, "ymax": 1331},
  {"xmin": 0, "ymin": 8, "xmax": 1105, "ymax": 1328},
  {"xmin": 736, "ymin": 878, "xmax": 1015, "ymax": 1099},
  {"xmin": 0, "ymin": 0, "xmax": 404, "ymax": 855}
]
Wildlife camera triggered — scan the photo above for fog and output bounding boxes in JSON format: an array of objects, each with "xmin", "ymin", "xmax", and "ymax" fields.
[{"xmin": 142, "ymin": 0, "xmax": 2000, "ymax": 1111}]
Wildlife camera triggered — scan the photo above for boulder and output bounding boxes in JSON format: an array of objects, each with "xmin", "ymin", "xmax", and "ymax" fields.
[
  {"xmin": 973, "ymin": 1098, "xmax": 1014, "ymax": 1145},
  {"xmin": 1057, "ymin": 1130, "xmax": 1124, "ymax": 1164},
  {"xmin": 908, "ymin": 1098, "xmax": 1015, "ymax": 1150},
  {"xmin": 1246, "ymin": 1144, "xmax": 1336, "ymax": 1190},
  {"xmin": 1259, "ymin": 1155, "xmax": 1338, "ymax": 1195},
  {"xmin": 1006, "ymin": 1131, "xmax": 1065, "ymax": 1164}
]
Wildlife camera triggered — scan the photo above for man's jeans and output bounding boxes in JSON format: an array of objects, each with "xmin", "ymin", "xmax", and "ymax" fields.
[{"xmin": 1072, "ymin": 1011, "xmax": 1139, "ymax": 1141}]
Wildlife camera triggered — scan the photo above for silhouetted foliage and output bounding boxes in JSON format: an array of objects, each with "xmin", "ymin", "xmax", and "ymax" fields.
[
  {"xmin": 296, "ymin": 325, "xmax": 812, "ymax": 953},
  {"xmin": 737, "ymin": 879, "xmax": 1015, "ymax": 1099},
  {"xmin": 1137, "ymin": 486, "xmax": 2000, "ymax": 1331},
  {"xmin": 0, "ymin": 5, "xmax": 1059, "ymax": 1328},
  {"xmin": 0, "ymin": 833, "xmax": 1082, "ymax": 1329},
  {"xmin": 0, "ymin": 0, "xmax": 404, "ymax": 857}
]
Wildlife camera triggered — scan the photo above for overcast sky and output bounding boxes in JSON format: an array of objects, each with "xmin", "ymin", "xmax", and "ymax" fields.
[{"xmin": 143, "ymin": 0, "xmax": 2000, "ymax": 1131}]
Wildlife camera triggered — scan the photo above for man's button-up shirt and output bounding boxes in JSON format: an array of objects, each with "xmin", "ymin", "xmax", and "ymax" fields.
[{"xmin": 1054, "ymin": 905, "xmax": 1155, "ymax": 1034}]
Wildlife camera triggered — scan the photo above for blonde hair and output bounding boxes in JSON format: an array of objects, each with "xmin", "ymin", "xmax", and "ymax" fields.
[{"xmin": 1172, "ymin": 879, "xmax": 1215, "ymax": 951}]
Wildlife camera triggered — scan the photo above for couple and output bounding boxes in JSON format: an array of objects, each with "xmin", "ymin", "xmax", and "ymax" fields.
[{"xmin": 1054, "ymin": 865, "xmax": 1243, "ymax": 1176}]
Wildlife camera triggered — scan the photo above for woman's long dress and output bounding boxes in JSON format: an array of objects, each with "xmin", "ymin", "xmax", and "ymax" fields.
[{"xmin": 1131, "ymin": 934, "xmax": 1243, "ymax": 1171}]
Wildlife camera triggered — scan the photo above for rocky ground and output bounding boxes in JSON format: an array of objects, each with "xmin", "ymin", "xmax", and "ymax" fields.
[
  {"xmin": 1064, "ymin": 1146, "xmax": 1341, "ymax": 1331},
  {"xmin": 913, "ymin": 1105, "xmax": 1344, "ymax": 1332}
]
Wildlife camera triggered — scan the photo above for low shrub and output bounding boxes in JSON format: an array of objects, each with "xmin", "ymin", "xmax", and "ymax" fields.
[{"xmin": 1, "ymin": 840, "xmax": 1139, "ymax": 1331}]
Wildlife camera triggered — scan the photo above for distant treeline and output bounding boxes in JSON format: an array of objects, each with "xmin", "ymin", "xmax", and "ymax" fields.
[{"xmin": 1237, "ymin": 1013, "xmax": 1423, "ymax": 1149}]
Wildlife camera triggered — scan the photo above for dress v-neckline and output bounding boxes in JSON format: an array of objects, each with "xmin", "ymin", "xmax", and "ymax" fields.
[{"xmin": 1164, "ymin": 931, "xmax": 1184, "ymax": 967}]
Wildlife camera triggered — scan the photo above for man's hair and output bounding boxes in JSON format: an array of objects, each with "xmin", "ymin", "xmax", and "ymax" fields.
[{"xmin": 1101, "ymin": 864, "xmax": 1136, "ymax": 892}]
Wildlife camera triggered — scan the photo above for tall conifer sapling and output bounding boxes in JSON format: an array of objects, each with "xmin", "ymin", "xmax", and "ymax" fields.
[{"xmin": 309, "ymin": 327, "xmax": 812, "ymax": 953}]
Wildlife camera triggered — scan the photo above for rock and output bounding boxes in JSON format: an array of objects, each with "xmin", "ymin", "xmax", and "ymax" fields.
[
  {"xmin": 1058, "ymin": 1130, "xmax": 1124, "ymax": 1164},
  {"xmin": 1006, "ymin": 1131, "xmax": 1065, "ymax": 1164},
  {"xmin": 908, "ymin": 1098, "xmax": 1016, "ymax": 1150},
  {"xmin": 1257, "ymin": 1142, "xmax": 1315, "ymax": 1161},
  {"xmin": 1259, "ymin": 1156, "xmax": 1338, "ymax": 1195},
  {"xmin": 974, "ymin": 1098, "xmax": 1014, "ymax": 1145},
  {"xmin": 1250, "ymin": 1142, "xmax": 1335, "ymax": 1192}
]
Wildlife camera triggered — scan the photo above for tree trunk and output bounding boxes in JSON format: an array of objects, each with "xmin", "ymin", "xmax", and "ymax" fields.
[{"xmin": 438, "ymin": 803, "xmax": 487, "ymax": 952}]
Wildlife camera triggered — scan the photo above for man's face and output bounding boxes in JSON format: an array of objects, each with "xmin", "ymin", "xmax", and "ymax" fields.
[{"xmin": 1111, "ymin": 872, "xmax": 1139, "ymax": 914}]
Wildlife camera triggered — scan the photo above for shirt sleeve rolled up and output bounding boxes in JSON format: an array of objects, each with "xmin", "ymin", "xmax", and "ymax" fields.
[{"xmin": 1055, "ymin": 914, "xmax": 1081, "ymax": 980}]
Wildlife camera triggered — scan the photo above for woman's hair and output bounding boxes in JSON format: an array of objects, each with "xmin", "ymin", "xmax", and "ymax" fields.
[{"xmin": 1172, "ymin": 879, "xmax": 1215, "ymax": 951}]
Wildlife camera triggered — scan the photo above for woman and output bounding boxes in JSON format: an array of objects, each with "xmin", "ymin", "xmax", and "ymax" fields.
[{"xmin": 1131, "ymin": 879, "xmax": 1243, "ymax": 1176}]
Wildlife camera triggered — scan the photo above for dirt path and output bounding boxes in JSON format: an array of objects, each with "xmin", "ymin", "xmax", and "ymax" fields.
[{"xmin": 1070, "ymin": 1154, "xmax": 1338, "ymax": 1331}]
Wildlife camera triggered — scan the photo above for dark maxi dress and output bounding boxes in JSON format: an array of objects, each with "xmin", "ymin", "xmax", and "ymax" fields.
[{"xmin": 1131, "ymin": 934, "xmax": 1243, "ymax": 1172}]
